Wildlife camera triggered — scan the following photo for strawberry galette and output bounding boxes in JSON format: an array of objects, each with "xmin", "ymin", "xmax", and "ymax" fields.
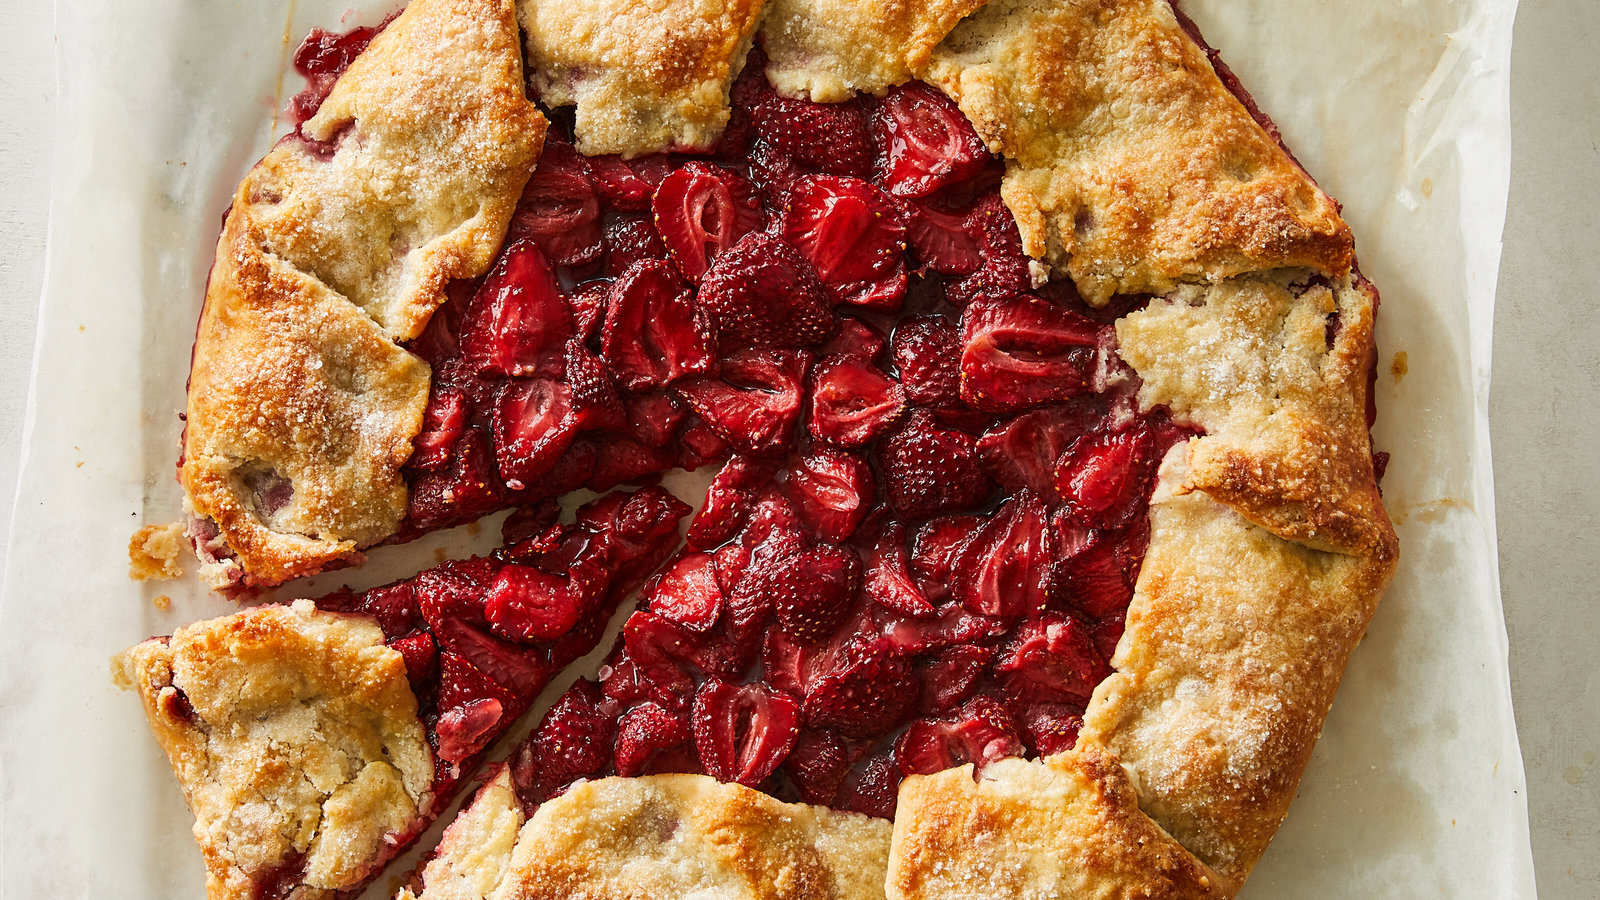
[{"xmin": 120, "ymin": 0, "xmax": 1397, "ymax": 897}]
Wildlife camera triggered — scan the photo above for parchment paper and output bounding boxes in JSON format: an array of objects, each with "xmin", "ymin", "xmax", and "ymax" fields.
[{"xmin": 0, "ymin": 0, "xmax": 1534, "ymax": 896}]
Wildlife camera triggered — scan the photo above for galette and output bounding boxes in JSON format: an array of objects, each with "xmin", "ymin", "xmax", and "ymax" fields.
[{"xmin": 118, "ymin": 0, "xmax": 1396, "ymax": 897}]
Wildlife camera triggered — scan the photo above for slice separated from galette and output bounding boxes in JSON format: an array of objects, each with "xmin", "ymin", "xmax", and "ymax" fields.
[{"xmin": 134, "ymin": 0, "xmax": 1397, "ymax": 897}]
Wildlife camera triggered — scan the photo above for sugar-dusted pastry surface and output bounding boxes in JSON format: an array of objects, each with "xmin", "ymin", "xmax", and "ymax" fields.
[{"xmin": 761, "ymin": 0, "xmax": 989, "ymax": 101}]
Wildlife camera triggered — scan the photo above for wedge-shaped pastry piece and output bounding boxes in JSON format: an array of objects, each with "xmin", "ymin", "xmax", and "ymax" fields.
[
  {"xmin": 402, "ymin": 771, "xmax": 891, "ymax": 900},
  {"xmin": 182, "ymin": 0, "xmax": 544, "ymax": 591},
  {"xmin": 519, "ymin": 0, "xmax": 767, "ymax": 155},
  {"xmin": 118, "ymin": 488, "xmax": 689, "ymax": 900},
  {"xmin": 761, "ymin": 0, "xmax": 988, "ymax": 101},
  {"xmin": 923, "ymin": 0, "xmax": 1352, "ymax": 302}
]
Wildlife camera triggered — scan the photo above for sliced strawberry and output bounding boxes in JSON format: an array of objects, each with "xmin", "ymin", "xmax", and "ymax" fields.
[
  {"xmin": 652, "ymin": 161, "xmax": 764, "ymax": 281},
  {"xmin": 726, "ymin": 525, "xmax": 807, "ymax": 634},
  {"xmin": 819, "ymin": 317, "xmax": 888, "ymax": 362},
  {"xmin": 1056, "ymin": 536, "xmax": 1134, "ymax": 621},
  {"xmin": 601, "ymin": 259, "xmax": 714, "ymax": 389},
  {"xmin": 410, "ymin": 292, "xmax": 464, "ymax": 368},
  {"xmin": 624, "ymin": 390, "xmax": 688, "ymax": 449},
  {"xmin": 807, "ymin": 354, "xmax": 906, "ymax": 448},
  {"xmin": 862, "ymin": 521, "xmax": 936, "ymax": 618},
  {"xmin": 484, "ymin": 563, "xmax": 589, "ymax": 643},
  {"xmin": 751, "ymin": 93, "xmax": 874, "ymax": 177},
  {"xmin": 1016, "ymin": 701, "xmax": 1084, "ymax": 758},
  {"xmin": 510, "ymin": 137, "xmax": 603, "ymax": 268},
  {"xmin": 921, "ymin": 644, "xmax": 994, "ymax": 713},
  {"xmin": 434, "ymin": 648, "xmax": 515, "ymax": 722},
  {"xmin": 411, "ymin": 388, "xmax": 469, "ymax": 472},
  {"xmin": 563, "ymin": 339, "xmax": 627, "ymax": 433},
  {"xmin": 435, "ymin": 697, "xmax": 506, "ymax": 765},
  {"xmin": 890, "ymin": 315, "xmax": 961, "ymax": 407},
  {"xmin": 697, "ymin": 231, "xmax": 833, "ymax": 350},
  {"xmin": 802, "ymin": 642, "xmax": 917, "ymax": 737},
  {"xmin": 566, "ymin": 280, "xmax": 610, "ymax": 345},
  {"xmin": 908, "ymin": 515, "xmax": 981, "ymax": 600},
  {"xmin": 945, "ymin": 194, "xmax": 1031, "ymax": 306},
  {"xmin": 647, "ymin": 552, "xmax": 724, "ymax": 632},
  {"xmin": 586, "ymin": 437, "xmax": 672, "ymax": 491},
  {"xmin": 388, "ymin": 631, "xmax": 438, "ymax": 690},
  {"xmin": 950, "ymin": 492, "xmax": 1053, "ymax": 619},
  {"xmin": 614, "ymin": 701, "xmax": 692, "ymax": 777},
  {"xmin": 872, "ymin": 83, "xmax": 989, "ymax": 198},
  {"xmin": 406, "ymin": 428, "xmax": 505, "ymax": 530},
  {"xmin": 894, "ymin": 699, "xmax": 1022, "ymax": 777},
  {"xmin": 603, "ymin": 216, "xmax": 668, "ymax": 277},
  {"xmin": 782, "ymin": 175, "xmax": 908, "ymax": 309},
  {"xmin": 977, "ymin": 404, "xmax": 1095, "ymax": 495},
  {"xmin": 748, "ymin": 137, "xmax": 805, "ymax": 208},
  {"xmin": 1053, "ymin": 423, "xmax": 1157, "ymax": 528},
  {"xmin": 676, "ymin": 418, "xmax": 732, "ymax": 470},
  {"xmin": 675, "ymin": 349, "xmax": 809, "ymax": 455},
  {"xmin": 834, "ymin": 750, "xmax": 899, "ymax": 818},
  {"xmin": 692, "ymin": 679, "xmax": 802, "ymax": 786},
  {"xmin": 996, "ymin": 615, "xmax": 1110, "ymax": 705},
  {"xmin": 959, "ymin": 295, "xmax": 1099, "ymax": 412},
  {"xmin": 511, "ymin": 680, "xmax": 615, "ymax": 804},
  {"xmin": 431, "ymin": 610, "xmax": 551, "ymax": 700},
  {"xmin": 771, "ymin": 543, "xmax": 861, "ymax": 644},
  {"xmin": 877, "ymin": 411, "xmax": 993, "ymax": 519},
  {"xmin": 460, "ymin": 240, "xmax": 573, "ymax": 378},
  {"xmin": 500, "ymin": 501, "xmax": 561, "ymax": 548},
  {"xmin": 782, "ymin": 729, "xmax": 853, "ymax": 805},
  {"xmin": 588, "ymin": 153, "xmax": 673, "ymax": 211},
  {"xmin": 686, "ymin": 456, "xmax": 773, "ymax": 550},
  {"xmin": 904, "ymin": 195, "xmax": 982, "ymax": 275},
  {"xmin": 786, "ymin": 448, "xmax": 874, "ymax": 543},
  {"xmin": 492, "ymin": 378, "xmax": 578, "ymax": 486}
]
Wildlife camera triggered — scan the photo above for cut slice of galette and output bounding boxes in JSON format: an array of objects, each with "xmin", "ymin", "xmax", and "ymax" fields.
[{"xmin": 129, "ymin": 0, "xmax": 1397, "ymax": 897}]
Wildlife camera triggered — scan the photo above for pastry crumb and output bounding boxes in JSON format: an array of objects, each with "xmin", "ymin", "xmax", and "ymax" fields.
[
  {"xmin": 1391, "ymin": 350, "xmax": 1407, "ymax": 380},
  {"xmin": 153, "ymin": 595, "xmax": 172, "ymax": 611},
  {"xmin": 129, "ymin": 523, "xmax": 187, "ymax": 581}
]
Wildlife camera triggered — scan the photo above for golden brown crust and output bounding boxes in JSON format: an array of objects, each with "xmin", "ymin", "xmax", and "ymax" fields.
[
  {"xmin": 129, "ymin": 522, "xmax": 186, "ymax": 580},
  {"xmin": 406, "ymin": 773, "xmax": 892, "ymax": 900},
  {"xmin": 181, "ymin": 0, "xmax": 544, "ymax": 589},
  {"xmin": 113, "ymin": 601, "xmax": 434, "ymax": 900},
  {"xmin": 922, "ymin": 0, "xmax": 1352, "ymax": 303},
  {"xmin": 1115, "ymin": 273, "xmax": 1392, "ymax": 558},
  {"xmin": 520, "ymin": 0, "xmax": 767, "ymax": 156},
  {"xmin": 888, "ymin": 750, "xmax": 1228, "ymax": 899},
  {"xmin": 761, "ymin": 0, "xmax": 989, "ymax": 101}
]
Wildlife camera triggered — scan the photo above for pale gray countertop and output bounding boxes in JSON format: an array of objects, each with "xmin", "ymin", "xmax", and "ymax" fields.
[{"xmin": 1, "ymin": 2, "xmax": 1594, "ymax": 895}]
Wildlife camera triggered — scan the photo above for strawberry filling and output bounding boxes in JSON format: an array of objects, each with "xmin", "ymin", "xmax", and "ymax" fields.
[{"xmin": 374, "ymin": 49, "xmax": 1194, "ymax": 821}]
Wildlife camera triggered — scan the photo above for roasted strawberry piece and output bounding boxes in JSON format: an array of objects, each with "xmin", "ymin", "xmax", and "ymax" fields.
[
  {"xmin": 1053, "ymin": 422, "xmax": 1157, "ymax": 528},
  {"xmin": 862, "ymin": 521, "xmax": 936, "ymax": 618},
  {"xmin": 411, "ymin": 388, "xmax": 469, "ymax": 472},
  {"xmin": 785, "ymin": 448, "xmax": 875, "ymax": 543},
  {"xmin": 782, "ymin": 729, "xmax": 853, "ymax": 805},
  {"xmin": 603, "ymin": 216, "xmax": 669, "ymax": 277},
  {"xmin": 871, "ymin": 82, "xmax": 990, "ymax": 198},
  {"xmin": 389, "ymin": 631, "xmax": 438, "ymax": 690},
  {"xmin": 1016, "ymin": 702, "xmax": 1084, "ymax": 758},
  {"xmin": 697, "ymin": 232, "xmax": 833, "ymax": 350},
  {"xmin": 600, "ymin": 259, "xmax": 714, "ymax": 389},
  {"xmin": 996, "ymin": 615, "xmax": 1110, "ymax": 705},
  {"xmin": 410, "ymin": 292, "xmax": 464, "ymax": 368},
  {"xmin": 675, "ymin": 349, "xmax": 809, "ymax": 455},
  {"xmin": 725, "ymin": 524, "xmax": 807, "ymax": 633},
  {"xmin": 500, "ymin": 500, "xmax": 562, "ymax": 548},
  {"xmin": 945, "ymin": 194, "xmax": 1032, "ymax": 306},
  {"xmin": 625, "ymin": 609, "xmax": 753, "ymax": 688},
  {"xmin": 588, "ymin": 153, "xmax": 673, "ymax": 211},
  {"xmin": 460, "ymin": 240, "xmax": 574, "ymax": 379},
  {"xmin": 1057, "ymin": 535, "xmax": 1135, "ymax": 620},
  {"xmin": 834, "ymin": 751, "xmax": 899, "ymax": 819},
  {"xmin": 563, "ymin": 339, "xmax": 627, "ymax": 433},
  {"xmin": 807, "ymin": 354, "xmax": 906, "ymax": 448},
  {"xmin": 434, "ymin": 654, "xmax": 514, "ymax": 763},
  {"xmin": 510, "ymin": 137, "xmax": 603, "ymax": 268},
  {"xmin": 950, "ymin": 492, "xmax": 1053, "ymax": 619},
  {"xmin": 686, "ymin": 456, "xmax": 773, "ymax": 549},
  {"xmin": 652, "ymin": 161, "xmax": 764, "ymax": 281},
  {"xmin": 890, "ymin": 314, "xmax": 962, "ymax": 408},
  {"xmin": 646, "ymin": 552, "xmax": 724, "ymax": 633},
  {"xmin": 903, "ymin": 194, "xmax": 983, "ymax": 275},
  {"xmin": 819, "ymin": 316, "xmax": 888, "ymax": 362},
  {"xmin": 677, "ymin": 417, "xmax": 732, "ymax": 470},
  {"xmin": 586, "ymin": 437, "xmax": 672, "ymax": 491},
  {"xmin": 893, "ymin": 696, "xmax": 1022, "ymax": 777},
  {"xmin": 692, "ymin": 679, "xmax": 802, "ymax": 786},
  {"xmin": 565, "ymin": 280, "xmax": 610, "ymax": 345},
  {"xmin": 747, "ymin": 137, "xmax": 806, "ymax": 208},
  {"xmin": 770, "ymin": 543, "xmax": 861, "ymax": 644},
  {"xmin": 751, "ymin": 92, "xmax": 874, "ymax": 178},
  {"xmin": 907, "ymin": 515, "xmax": 980, "ymax": 603},
  {"xmin": 782, "ymin": 175, "xmax": 908, "ymax": 309},
  {"xmin": 802, "ymin": 642, "xmax": 918, "ymax": 737},
  {"xmin": 614, "ymin": 701, "xmax": 693, "ymax": 777},
  {"xmin": 511, "ymin": 681, "xmax": 616, "ymax": 805},
  {"xmin": 959, "ymin": 294, "xmax": 1099, "ymax": 412},
  {"xmin": 407, "ymin": 429, "xmax": 505, "ymax": 531},
  {"xmin": 492, "ymin": 378, "xmax": 578, "ymax": 486},
  {"xmin": 484, "ymin": 563, "xmax": 592, "ymax": 642},
  {"xmin": 977, "ymin": 404, "xmax": 1096, "ymax": 495},
  {"xmin": 920, "ymin": 644, "xmax": 994, "ymax": 713},
  {"xmin": 623, "ymin": 390, "xmax": 688, "ymax": 449},
  {"xmin": 877, "ymin": 411, "xmax": 993, "ymax": 519}
]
